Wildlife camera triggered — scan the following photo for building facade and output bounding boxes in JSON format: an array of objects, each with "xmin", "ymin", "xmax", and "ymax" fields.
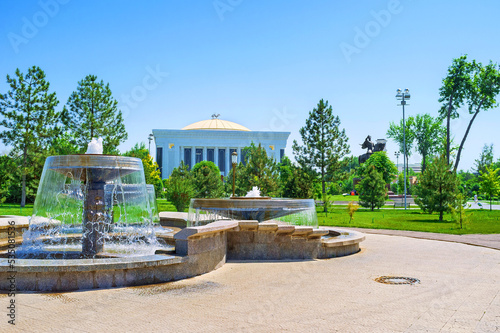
[{"xmin": 153, "ymin": 118, "xmax": 290, "ymax": 179}]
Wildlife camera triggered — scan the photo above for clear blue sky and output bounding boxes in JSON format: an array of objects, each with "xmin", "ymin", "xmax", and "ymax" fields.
[{"xmin": 1, "ymin": 0, "xmax": 500, "ymax": 171}]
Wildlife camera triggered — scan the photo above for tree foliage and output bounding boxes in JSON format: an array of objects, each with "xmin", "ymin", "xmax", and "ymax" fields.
[
  {"xmin": 454, "ymin": 60, "xmax": 500, "ymax": 170},
  {"xmin": 473, "ymin": 144, "xmax": 494, "ymax": 175},
  {"xmin": 415, "ymin": 156, "xmax": 459, "ymax": 221},
  {"xmin": 227, "ymin": 143, "xmax": 280, "ymax": 197},
  {"xmin": 438, "ymin": 55, "xmax": 472, "ymax": 165},
  {"xmin": 192, "ymin": 161, "xmax": 224, "ymax": 198},
  {"xmin": 356, "ymin": 165, "xmax": 387, "ymax": 211},
  {"xmin": 357, "ymin": 151, "xmax": 397, "ymax": 184},
  {"xmin": 279, "ymin": 156, "xmax": 315, "ymax": 199},
  {"xmin": 124, "ymin": 143, "xmax": 163, "ymax": 197},
  {"xmin": 412, "ymin": 114, "xmax": 445, "ymax": 172},
  {"xmin": 438, "ymin": 55, "xmax": 500, "ymax": 170},
  {"xmin": 165, "ymin": 162, "xmax": 195, "ymax": 212},
  {"xmin": 293, "ymin": 99, "xmax": 350, "ymax": 211},
  {"xmin": 62, "ymin": 75, "xmax": 127, "ymax": 154},
  {"xmin": 387, "ymin": 116, "xmax": 415, "ymax": 161},
  {"xmin": 479, "ymin": 166, "xmax": 500, "ymax": 211},
  {"xmin": 0, "ymin": 66, "xmax": 60, "ymax": 207}
]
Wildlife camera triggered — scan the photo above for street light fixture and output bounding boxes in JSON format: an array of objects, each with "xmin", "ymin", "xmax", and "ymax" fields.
[
  {"xmin": 396, "ymin": 88, "xmax": 410, "ymax": 209},
  {"xmin": 148, "ymin": 134, "xmax": 154, "ymax": 153},
  {"xmin": 394, "ymin": 151, "xmax": 400, "ymax": 195},
  {"xmin": 231, "ymin": 151, "xmax": 238, "ymax": 197}
]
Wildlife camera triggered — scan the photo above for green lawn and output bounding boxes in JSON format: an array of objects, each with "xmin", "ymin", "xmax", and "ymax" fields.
[
  {"xmin": 156, "ymin": 198, "xmax": 179, "ymax": 212},
  {"xmin": 318, "ymin": 207, "xmax": 500, "ymax": 234},
  {"xmin": 327, "ymin": 195, "xmax": 394, "ymax": 202},
  {"xmin": 0, "ymin": 203, "xmax": 34, "ymax": 217}
]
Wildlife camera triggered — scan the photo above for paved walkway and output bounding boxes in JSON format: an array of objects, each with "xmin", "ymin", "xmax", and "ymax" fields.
[
  {"xmin": 2, "ymin": 233, "xmax": 500, "ymax": 332},
  {"xmin": 345, "ymin": 227, "xmax": 500, "ymax": 251}
]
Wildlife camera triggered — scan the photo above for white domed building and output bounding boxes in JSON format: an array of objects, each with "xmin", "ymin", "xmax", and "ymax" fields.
[{"xmin": 152, "ymin": 116, "xmax": 290, "ymax": 178}]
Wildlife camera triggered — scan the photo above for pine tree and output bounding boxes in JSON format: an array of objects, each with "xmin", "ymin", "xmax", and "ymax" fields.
[
  {"xmin": 293, "ymin": 99, "xmax": 350, "ymax": 212},
  {"xmin": 356, "ymin": 166, "xmax": 387, "ymax": 211},
  {"xmin": 232, "ymin": 143, "xmax": 280, "ymax": 197},
  {"xmin": 0, "ymin": 66, "xmax": 60, "ymax": 207},
  {"xmin": 415, "ymin": 156, "xmax": 459, "ymax": 221},
  {"xmin": 62, "ymin": 75, "xmax": 127, "ymax": 154}
]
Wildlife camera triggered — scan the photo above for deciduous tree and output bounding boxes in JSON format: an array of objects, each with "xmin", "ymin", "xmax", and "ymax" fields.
[
  {"xmin": 192, "ymin": 161, "xmax": 224, "ymax": 198},
  {"xmin": 479, "ymin": 166, "xmax": 500, "ymax": 211},
  {"xmin": 124, "ymin": 143, "xmax": 163, "ymax": 197},
  {"xmin": 412, "ymin": 114, "xmax": 445, "ymax": 172}
]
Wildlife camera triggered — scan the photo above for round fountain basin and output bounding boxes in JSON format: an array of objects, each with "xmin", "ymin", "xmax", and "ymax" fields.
[
  {"xmin": 188, "ymin": 198, "xmax": 317, "ymax": 226},
  {"xmin": 47, "ymin": 154, "xmax": 142, "ymax": 182}
]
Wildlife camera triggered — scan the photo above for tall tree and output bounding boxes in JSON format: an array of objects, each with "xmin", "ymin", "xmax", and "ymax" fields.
[
  {"xmin": 293, "ymin": 99, "xmax": 350, "ymax": 211},
  {"xmin": 0, "ymin": 66, "xmax": 60, "ymax": 207},
  {"xmin": 438, "ymin": 55, "xmax": 472, "ymax": 165},
  {"xmin": 473, "ymin": 144, "xmax": 494, "ymax": 175},
  {"xmin": 62, "ymin": 75, "xmax": 127, "ymax": 154},
  {"xmin": 479, "ymin": 166, "xmax": 500, "ymax": 211},
  {"xmin": 454, "ymin": 61, "xmax": 500, "ymax": 171},
  {"xmin": 412, "ymin": 114, "xmax": 445, "ymax": 172},
  {"xmin": 415, "ymin": 156, "xmax": 459, "ymax": 221},
  {"xmin": 387, "ymin": 116, "xmax": 415, "ymax": 180}
]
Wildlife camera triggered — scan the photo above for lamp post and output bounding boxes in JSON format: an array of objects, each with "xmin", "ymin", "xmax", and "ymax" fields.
[
  {"xmin": 396, "ymin": 88, "xmax": 410, "ymax": 209},
  {"xmin": 231, "ymin": 151, "xmax": 238, "ymax": 197},
  {"xmin": 148, "ymin": 133, "xmax": 154, "ymax": 153},
  {"xmin": 394, "ymin": 151, "xmax": 400, "ymax": 195}
]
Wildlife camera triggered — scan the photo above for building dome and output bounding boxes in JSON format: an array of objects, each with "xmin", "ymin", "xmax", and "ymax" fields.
[{"xmin": 182, "ymin": 119, "xmax": 251, "ymax": 131}]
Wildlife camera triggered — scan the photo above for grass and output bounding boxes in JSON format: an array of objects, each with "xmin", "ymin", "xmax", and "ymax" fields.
[
  {"xmin": 0, "ymin": 203, "xmax": 34, "ymax": 217},
  {"xmin": 318, "ymin": 207, "xmax": 500, "ymax": 234},
  {"xmin": 156, "ymin": 198, "xmax": 179, "ymax": 212},
  {"xmin": 327, "ymin": 195, "xmax": 394, "ymax": 202}
]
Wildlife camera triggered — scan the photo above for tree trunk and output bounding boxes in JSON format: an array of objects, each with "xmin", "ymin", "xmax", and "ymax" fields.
[
  {"xmin": 439, "ymin": 210, "xmax": 443, "ymax": 221},
  {"xmin": 21, "ymin": 145, "xmax": 27, "ymax": 208},
  {"xmin": 454, "ymin": 100, "xmax": 484, "ymax": 171},
  {"xmin": 422, "ymin": 154, "xmax": 426, "ymax": 173},
  {"xmin": 446, "ymin": 95, "xmax": 454, "ymax": 165},
  {"xmin": 490, "ymin": 197, "xmax": 492, "ymax": 211}
]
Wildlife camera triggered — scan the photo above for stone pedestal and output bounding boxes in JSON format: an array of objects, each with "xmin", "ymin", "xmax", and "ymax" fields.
[{"xmin": 82, "ymin": 180, "xmax": 109, "ymax": 257}]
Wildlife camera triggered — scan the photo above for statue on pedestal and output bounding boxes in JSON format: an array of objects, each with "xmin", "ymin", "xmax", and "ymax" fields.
[{"xmin": 359, "ymin": 136, "xmax": 386, "ymax": 164}]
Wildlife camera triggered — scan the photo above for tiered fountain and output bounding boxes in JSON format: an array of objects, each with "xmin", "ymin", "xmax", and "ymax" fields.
[{"xmin": 0, "ymin": 140, "xmax": 364, "ymax": 292}]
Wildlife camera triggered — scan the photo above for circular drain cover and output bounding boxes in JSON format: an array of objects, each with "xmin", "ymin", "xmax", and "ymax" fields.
[{"xmin": 375, "ymin": 276, "xmax": 420, "ymax": 285}]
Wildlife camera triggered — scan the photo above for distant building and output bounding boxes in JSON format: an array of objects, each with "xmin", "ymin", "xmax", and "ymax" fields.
[
  {"xmin": 396, "ymin": 163, "xmax": 422, "ymax": 173},
  {"xmin": 152, "ymin": 116, "xmax": 290, "ymax": 179}
]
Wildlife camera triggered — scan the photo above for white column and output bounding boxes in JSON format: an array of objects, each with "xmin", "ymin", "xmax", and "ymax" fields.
[
  {"xmin": 215, "ymin": 147, "xmax": 219, "ymax": 170},
  {"xmin": 191, "ymin": 146, "xmax": 195, "ymax": 168},
  {"xmin": 203, "ymin": 147, "xmax": 207, "ymax": 162},
  {"xmin": 226, "ymin": 147, "xmax": 230, "ymax": 177}
]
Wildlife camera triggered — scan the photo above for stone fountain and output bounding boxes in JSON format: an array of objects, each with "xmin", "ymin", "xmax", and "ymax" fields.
[
  {"xmin": 0, "ymin": 143, "xmax": 364, "ymax": 292},
  {"xmin": 188, "ymin": 186, "xmax": 318, "ymax": 227}
]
